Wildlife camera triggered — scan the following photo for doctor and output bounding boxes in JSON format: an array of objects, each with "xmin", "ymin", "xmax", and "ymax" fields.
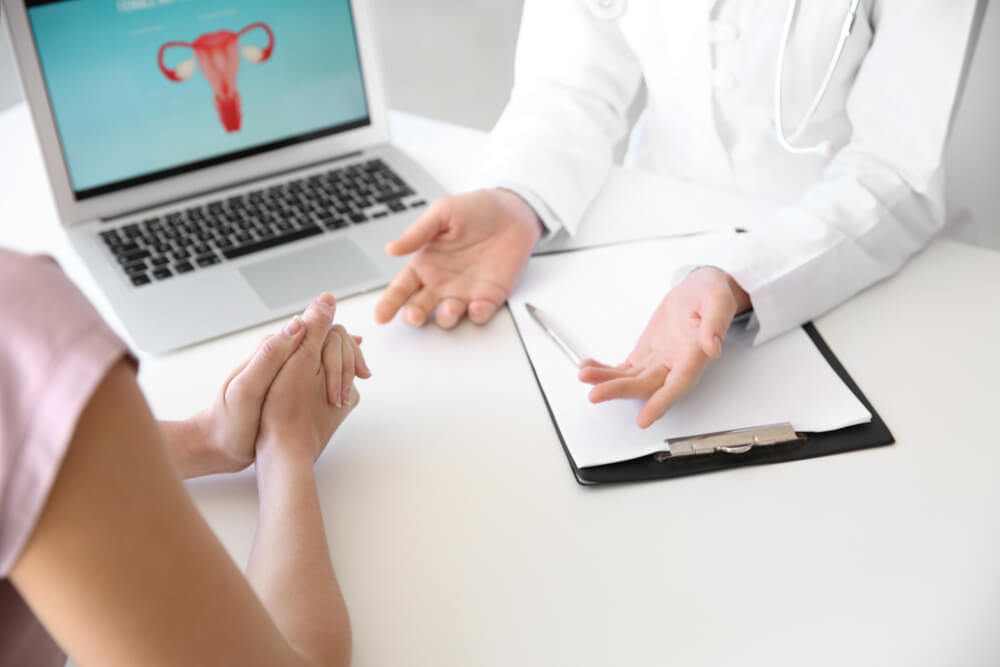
[{"xmin": 374, "ymin": 0, "xmax": 979, "ymax": 428}]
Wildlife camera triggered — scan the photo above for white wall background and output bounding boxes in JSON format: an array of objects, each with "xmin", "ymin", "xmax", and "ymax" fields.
[
  {"xmin": 2, "ymin": 1, "xmax": 998, "ymax": 248},
  {"xmin": 946, "ymin": 0, "xmax": 1000, "ymax": 249}
]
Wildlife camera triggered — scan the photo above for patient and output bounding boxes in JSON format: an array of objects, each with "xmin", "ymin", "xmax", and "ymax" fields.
[{"xmin": 0, "ymin": 249, "xmax": 366, "ymax": 667}]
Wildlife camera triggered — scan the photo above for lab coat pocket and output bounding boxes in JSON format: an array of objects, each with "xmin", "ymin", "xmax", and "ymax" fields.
[{"xmin": 580, "ymin": 0, "xmax": 627, "ymax": 21}]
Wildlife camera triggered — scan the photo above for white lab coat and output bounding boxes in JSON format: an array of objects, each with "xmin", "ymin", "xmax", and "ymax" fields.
[{"xmin": 488, "ymin": 0, "xmax": 979, "ymax": 343}]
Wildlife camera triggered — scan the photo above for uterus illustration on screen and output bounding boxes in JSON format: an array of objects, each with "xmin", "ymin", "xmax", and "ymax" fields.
[{"xmin": 157, "ymin": 22, "xmax": 275, "ymax": 133}]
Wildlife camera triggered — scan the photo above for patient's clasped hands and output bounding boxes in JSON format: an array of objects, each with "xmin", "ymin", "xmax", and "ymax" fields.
[{"xmin": 187, "ymin": 293, "xmax": 369, "ymax": 475}]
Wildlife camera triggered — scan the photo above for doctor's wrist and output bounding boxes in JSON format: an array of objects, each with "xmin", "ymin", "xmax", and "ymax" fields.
[
  {"xmin": 690, "ymin": 266, "xmax": 752, "ymax": 315},
  {"xmin": 723, "ymin": 273, "xmax": 751, "ymax": 314},
  {"xmin": 491, "ymin": 187, "xmax": 544, "ymax": 244}
]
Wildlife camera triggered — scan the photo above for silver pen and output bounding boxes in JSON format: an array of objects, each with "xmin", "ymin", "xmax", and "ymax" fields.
[{"xmin": 525, "ymin": 302, "xmax": 584, "ymax": 368}]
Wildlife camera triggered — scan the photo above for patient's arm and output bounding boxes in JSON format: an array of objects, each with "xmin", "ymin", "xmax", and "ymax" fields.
[{"xmin": 11, "ymin": 299, "xmax": 360, "ymax": 667}]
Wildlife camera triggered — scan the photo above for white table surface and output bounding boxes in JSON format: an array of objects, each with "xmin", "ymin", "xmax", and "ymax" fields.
[{"xmin": 2, "ymin": 102, "xmax": 999, "ymax": 666}]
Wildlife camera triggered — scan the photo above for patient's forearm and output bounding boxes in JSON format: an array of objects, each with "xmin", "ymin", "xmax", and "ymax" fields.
[
  {"xmin": 246, "ymin": 448, "xmax": 351, "ymax": 667},
  {"xmin": 157, "ymin": 418, "xmax": 231, "ymax": 479}
]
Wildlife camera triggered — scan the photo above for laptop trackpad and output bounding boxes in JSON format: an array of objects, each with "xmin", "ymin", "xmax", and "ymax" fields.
[{"xmin": 239, "ymin": 239, "xmax": 380, "ymax": 309}]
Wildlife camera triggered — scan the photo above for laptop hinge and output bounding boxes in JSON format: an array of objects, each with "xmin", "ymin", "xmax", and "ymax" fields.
[{"xmin": 104, "ymin": 149, "xmax": 366, "ymax": 223}]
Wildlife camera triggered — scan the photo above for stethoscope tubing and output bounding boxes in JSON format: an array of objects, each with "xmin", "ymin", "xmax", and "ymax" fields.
[{"xmin": 774, "ymin": 0, "xmax": 862, "ymax": 156}]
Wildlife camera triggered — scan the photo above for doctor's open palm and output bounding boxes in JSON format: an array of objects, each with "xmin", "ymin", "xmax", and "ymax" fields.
[
  {"xmin": 579, "ymin": 267, "xmax": 751, "ymax": 429},
  {"xmin": 374, "ymin": 188, "xmax": 542, "ymax": 328}
]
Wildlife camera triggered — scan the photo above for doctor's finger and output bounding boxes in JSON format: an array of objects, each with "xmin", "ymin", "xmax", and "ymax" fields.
[
  {"xmin": 697, "ymin": 293, "xmax": 737, "ymax": 359},
  {"xmin": 578, "ymin": 364, "xmax": 642, "ymax": 384},
  {"xmin": 468, "ymin": 299, "xmax": 500, "ymax": 324},
  {"xmin": 375, "ymin": 266, "xmax": 423, "ymax": 324},
  {"xmin": 403, "ymin": 288, "xmax": 440, "ymax": 327},
  {"xmin": 588, "ymin": 367, "xmax": 669, "ymax": 403},
  {"xmin": 636, "ymin": 359, "xmax": 704, "ymax": 429},
  {"xmin": 435, "ymin": 297, "xmax": 468, "ymax": 329},
  {"xmin": 384, "ymin": 202, "xmax": 447, "ymax": 256},
  {"xmin": 580, "ymin": 359, "xmax": 633, "ymax": 371}
]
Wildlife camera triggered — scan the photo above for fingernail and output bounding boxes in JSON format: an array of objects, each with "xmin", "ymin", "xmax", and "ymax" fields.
[
  {"xmin": 345, "ymin": 387, "xmax": 358, "ymax": 407},
  {"xmin": 317, "ymin": 293, "xmax": 335, "ymax": 307},
  {"xmin": 342, "ymin": 387, "xmax": 352, "ymax": 406},
  {"xmin": 283, "ymin": 316, "xmax": 302, "ymax": 336}
]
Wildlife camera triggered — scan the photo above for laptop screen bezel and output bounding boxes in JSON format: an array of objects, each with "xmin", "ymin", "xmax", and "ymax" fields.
[{"xmin": 2, "ymin": 0, "xmax": 390, "ymax": 226}]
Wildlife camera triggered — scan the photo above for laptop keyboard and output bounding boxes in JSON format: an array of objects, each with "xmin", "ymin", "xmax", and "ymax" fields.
[{"xmin": 99, "ymin": 158, "xmax": 427, "ymax": 287}]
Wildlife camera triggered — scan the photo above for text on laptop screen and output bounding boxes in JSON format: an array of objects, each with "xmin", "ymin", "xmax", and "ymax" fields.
[{"xmin": 26, "ymin": 0, "xmax": 370, "ymax": 199}]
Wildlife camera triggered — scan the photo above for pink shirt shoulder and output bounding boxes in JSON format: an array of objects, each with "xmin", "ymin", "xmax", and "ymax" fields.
[{"xmin": 0, "ymin": 250, "xmax": 133, "ymax": 667}]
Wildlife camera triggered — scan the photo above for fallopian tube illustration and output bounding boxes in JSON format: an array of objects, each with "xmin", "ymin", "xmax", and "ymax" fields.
[{"xmin": 157, "ymin": 22, "xmax": 275, "ymax": 133}]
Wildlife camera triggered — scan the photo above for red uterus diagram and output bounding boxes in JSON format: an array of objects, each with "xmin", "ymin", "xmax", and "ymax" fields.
[{"xmin": 157, "ymin": 22, "xmax": 274, "ymax": 133}]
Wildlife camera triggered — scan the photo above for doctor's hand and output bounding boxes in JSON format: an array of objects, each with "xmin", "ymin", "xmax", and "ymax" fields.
[
  {"xmin": 578, "ymin": 268, "xmax": 750, "ymax": 429},
  {"xmin": 374, "ymin": 188, "xmax": 543, "ymax": 328}
]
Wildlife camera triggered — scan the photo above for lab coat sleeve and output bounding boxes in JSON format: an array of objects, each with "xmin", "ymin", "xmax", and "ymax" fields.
[
  {"xmin": 684, "ymin": 1, "xmax": 979, "ymax": 344},
  {"xmin": 486, "ymin": 0, "xmax": 643, "ymax": 240}
]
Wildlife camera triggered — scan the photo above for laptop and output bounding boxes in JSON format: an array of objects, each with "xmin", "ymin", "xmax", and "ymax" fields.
[{"xmin": 2, "ymin": 0, "xmax": 446, "ymax": 354}]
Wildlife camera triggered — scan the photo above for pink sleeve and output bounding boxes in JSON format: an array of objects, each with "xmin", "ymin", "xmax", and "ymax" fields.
[{"xmin": 0, "ymin": 250, "xmax": 135, "ymax": 576}]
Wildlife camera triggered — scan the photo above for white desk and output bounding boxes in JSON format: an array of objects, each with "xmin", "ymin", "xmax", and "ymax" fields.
[{"xmin": 2, "ymin": 103, "xmax": 999, "ymax": 666}]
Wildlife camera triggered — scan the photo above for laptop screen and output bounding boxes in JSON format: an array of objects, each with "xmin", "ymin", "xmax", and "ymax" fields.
[{"xmin": 26, "ymin": 0, "xmax": 370, "ymax": 200}]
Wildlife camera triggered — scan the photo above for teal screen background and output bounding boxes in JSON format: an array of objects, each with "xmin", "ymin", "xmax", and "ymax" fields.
[{"xmin": 28, "ymin": 0, "xmax": 369, "ymax": 194}]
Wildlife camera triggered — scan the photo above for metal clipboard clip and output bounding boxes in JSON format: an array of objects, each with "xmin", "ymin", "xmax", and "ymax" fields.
[{"xmin": 654, "ymin": 423, "xmax": 804, "ymax": 462}]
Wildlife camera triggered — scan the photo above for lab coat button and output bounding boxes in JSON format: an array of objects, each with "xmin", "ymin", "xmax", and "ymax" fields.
[
  {"xmin": 708, "ymin": 22, "xmax": 739, "ymax": 43},
  {"xmin": 713, "ymin": 69, "xmax": 738, "ymax": 90}
]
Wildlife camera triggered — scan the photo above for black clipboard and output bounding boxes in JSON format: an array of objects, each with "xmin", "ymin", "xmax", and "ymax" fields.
[{"xmin": 511, "ymin": 315, "xmax": 895, "ymax": 486}]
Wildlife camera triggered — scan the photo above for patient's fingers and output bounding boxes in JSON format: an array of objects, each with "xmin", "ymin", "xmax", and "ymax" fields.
[
  {"xmin": 299, "ymin": 293, "xmax": 337, "ymax": 357},
  {"xmin": 321, "ymin": 329, "xmax": 344, "ymax": 407},
  {"xmin": 348, "ymin": 330, "xmax": 371, "ymax": 378},
  {"xmin": 334, "ymin": 325, "xmax": 356, "ymax": 407},
  {"xmin": 229, "ymin": 321, "xmax": 305, "ymax": 407}
]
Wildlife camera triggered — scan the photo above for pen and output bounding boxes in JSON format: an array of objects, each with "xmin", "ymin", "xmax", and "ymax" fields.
[{"xmin": 525, "ymin": 302, "xmax": 584, "ymax": 368}]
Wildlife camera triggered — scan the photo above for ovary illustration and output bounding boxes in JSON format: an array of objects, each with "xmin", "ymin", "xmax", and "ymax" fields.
[{"xmin": 157, "ymin": 22, "xmax": 275, "ymax": 133}]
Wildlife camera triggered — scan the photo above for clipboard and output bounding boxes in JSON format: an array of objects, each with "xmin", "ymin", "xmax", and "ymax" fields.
[{"xmin": 511, "ymin": 316, "xmax": 895, "ymax": 486}]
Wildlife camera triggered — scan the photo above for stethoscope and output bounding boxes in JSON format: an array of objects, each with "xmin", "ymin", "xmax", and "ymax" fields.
[{"xmin": 774, "ymin": 0, "xmax": 862, "ymax": 157}]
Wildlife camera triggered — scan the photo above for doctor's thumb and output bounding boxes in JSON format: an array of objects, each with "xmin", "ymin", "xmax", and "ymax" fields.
[
  {"xmin": 698, "ymin": 320, "xmax": 724, "ymax": 359},
  {"xmin": 384, "ymin": 204, "xmax": 446, "ymax": 256}
]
